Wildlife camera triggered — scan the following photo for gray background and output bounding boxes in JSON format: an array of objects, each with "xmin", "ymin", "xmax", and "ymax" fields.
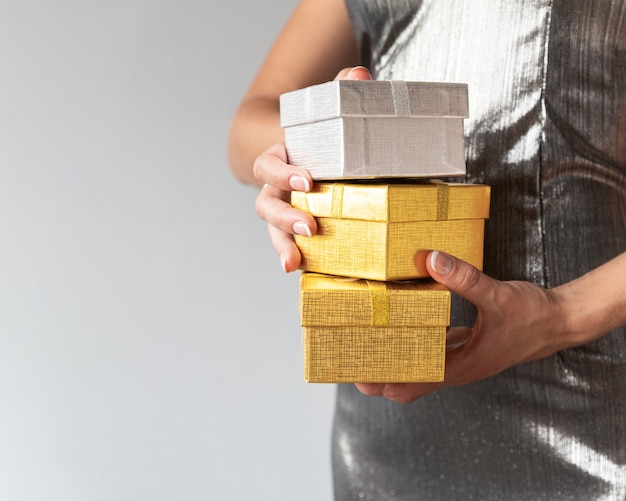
[{"xmin": 0, "ymin": 1, "xmax": 336, "ymax": 499}]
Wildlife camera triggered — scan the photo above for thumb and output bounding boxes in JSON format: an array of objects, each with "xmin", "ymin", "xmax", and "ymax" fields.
[
  {"xmin": 334, "ymin": 66, "xmax": 372, "ymax": 81},
  {"xmin": 425, "ymin": 251, "xmax": 496, "ymax": 306}
]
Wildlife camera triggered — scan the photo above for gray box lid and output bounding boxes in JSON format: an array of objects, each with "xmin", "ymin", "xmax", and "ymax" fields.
[{"xmin": 280, "ymin": 80, "xmax": 469, "ymax": 127}]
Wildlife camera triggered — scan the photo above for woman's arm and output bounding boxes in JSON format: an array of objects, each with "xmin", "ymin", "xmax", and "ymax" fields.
[
  {"xmin": 227, "ymin": 0, "xmax": 360, "ymax": 186},
  {"xmin": 556, "ymin": 250, "xmax": 626, "ymax": 344},
  {"xmin": 227, "ymin": 0, "xmax": 368, "ymax": 272}
]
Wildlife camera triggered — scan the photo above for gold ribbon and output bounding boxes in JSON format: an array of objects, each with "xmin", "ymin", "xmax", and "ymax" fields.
[
  {"xmin": 367, "ymin": 280, "xmax": 389, "ymax": 326},
  {"xmin": 330, "ymin": 184, "xmax": 344, "ymax": 218},
  {"xmin": 436, "ymin": 182, "xmax": 450, "ymax": 221}
]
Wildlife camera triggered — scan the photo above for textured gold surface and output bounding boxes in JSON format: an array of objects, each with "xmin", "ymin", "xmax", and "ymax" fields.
[
  {"xmin": 303, "ymin": 326, "xmax": 445, "ymax": 383},
  {"xmin": 292, "ymin": 181, "xmax": 490, "ymax": 280},
  {"xmin": 296, "ymin": 218, "xmax": 484, "ymax": 280},
  {"xmin": 291, "ymin": 181, "xmax": 491, "ymax": 222},
  {"xmin": 300, "ymin": 273, "xmax": 450, "ymax": 383},
  {"xmin": 300, "ymin": 273, "xmax": 450, "ymax": 326}
]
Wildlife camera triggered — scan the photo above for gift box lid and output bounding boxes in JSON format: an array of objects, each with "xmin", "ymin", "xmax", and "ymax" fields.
[
  {"xmin": 291, "ymin": 181, "xmax": 490, "ymax": 222},
  {"xmin": 300, "ymin": 273, "xmax": 450, "ymax": 327},
  {"xmin": 280, "ymin": 80, "xmax": 469, "ymax": 128}
]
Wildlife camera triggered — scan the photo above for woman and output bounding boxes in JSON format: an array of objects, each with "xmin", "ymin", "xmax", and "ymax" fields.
[{"xmin": 228, "ymin": 1, "xmax": 626, "ymax": 498}]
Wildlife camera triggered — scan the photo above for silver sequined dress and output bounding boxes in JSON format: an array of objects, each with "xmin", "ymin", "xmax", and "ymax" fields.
[{"xmin": 333, "ymin": 1, "xmax": 626, "ymax": 499}]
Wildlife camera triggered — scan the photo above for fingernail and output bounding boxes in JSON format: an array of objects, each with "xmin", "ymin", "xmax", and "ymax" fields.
[
  {"xmin": 289, "ymin": 176, "xmax": 311, "ymax": 192},
  {"xmin": 280, "ymin": 254, "xmax": 288, "ymax": 273},
  {"xmin": 292, "ymin": 221, "xmax": 312, "ymax": 237},
  {"xmin": 347, "ymin": 66, "xmax": 368, "ymax": 77},
  {"xmin": 431, "ymin": 251, "xmax": 453, "ymax": 276}
]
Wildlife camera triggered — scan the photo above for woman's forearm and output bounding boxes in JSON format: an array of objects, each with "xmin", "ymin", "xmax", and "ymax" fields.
[
  {"xmin": 228, "ymin": 96, "xmax": 283, "ymax": 187},
  {"xmin": 227, "ymin": 0, "xmax": 359, "ymax": 186},
  {"xmin": 554, "ymin": 251, "xmax": 626, "ymax": 346}
]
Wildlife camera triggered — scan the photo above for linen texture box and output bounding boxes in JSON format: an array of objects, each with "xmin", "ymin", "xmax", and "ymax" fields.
[
  {"xmin": 291, "ymin": 181, "xmax": 491, "ymax": 281},
  {"xmin": 280, "ymin": 80, "xmax": 469, "ymax": 180},
  {"xmin": 300, "ymin": 272, "xmax": 450, "ymax": 383}
]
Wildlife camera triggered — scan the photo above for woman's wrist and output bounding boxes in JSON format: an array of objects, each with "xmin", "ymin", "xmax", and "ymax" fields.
[
  {"xmin": 549, "ymin": 252, "xmax": 626, "ymax": 348},
  {"xmin": 548, "ymin": 284, "xmax": 593, "ymax": 349}
]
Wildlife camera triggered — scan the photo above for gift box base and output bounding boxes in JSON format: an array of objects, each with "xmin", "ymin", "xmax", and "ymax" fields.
[
  {"xmin": 303, "ymin": 326, "xmax": 446, "ymax": 383},
  {"xmin": 285, "ymin": 117, "xmax": 466, "ymax": 180},
  {"xmin": 296, "ymin": 218, "xmax": 485, "ymax": 280}
]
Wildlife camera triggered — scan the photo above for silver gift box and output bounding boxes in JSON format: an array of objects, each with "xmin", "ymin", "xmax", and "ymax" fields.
[{"xmin": 280, "ymin": 80, "xmax": 469, "ymax": 180}]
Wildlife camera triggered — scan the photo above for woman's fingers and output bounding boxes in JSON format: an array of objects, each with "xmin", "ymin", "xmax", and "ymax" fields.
[
  {"xmin": 256, "ymin": 183, "xmax": 317, "ymax": 237},
  {"xmin": 355, "ymin": 382, "xmax": 444, "ymax": 404},
  {"xmin": 255, "ymin": 65, "xmax": 372, "ymax": 273},
  {"xmin": 334, "ymin": 66, "xmax": 372, "ymax": 81},
  {"xmin": 445, "ymin": 326, "xmax": 472, "ymax": 350},
  {"xmin": 251, "ymin": 142, "xmax": 317, "ymax": 273},
  {"xmin": 268, "ymin": 224, "xmax": 302, "ymax": 273},
  {"xmin": 253, "ymin": 143, "xmax": 313, "ymax": 193}
]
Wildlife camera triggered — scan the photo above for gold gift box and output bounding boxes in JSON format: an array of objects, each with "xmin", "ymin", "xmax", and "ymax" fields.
[
  {"xmin": 300, "ymin": 272, "xmax": 450, "ymax": 383},
  {"xmin": 292, "ymin": 181, "xmax": 491, "ymax": 280}
]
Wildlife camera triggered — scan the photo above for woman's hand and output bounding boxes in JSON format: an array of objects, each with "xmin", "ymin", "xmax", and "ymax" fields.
[
  {"xmin": 253, "ymin": 66, "xmax": 372, "ymax": 272},
  {"xmin": 356, "ymin": 250, "xmax": 575, "ymax": 403},
  {"xmin": 253, "ymin": 144, "xmax": 316, "ymax": 272}
]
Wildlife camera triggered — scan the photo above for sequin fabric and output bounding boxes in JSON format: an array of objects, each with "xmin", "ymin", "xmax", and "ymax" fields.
[{"xmin": 333, "ymin": 1, "xmax": 626, "ymax": 499}]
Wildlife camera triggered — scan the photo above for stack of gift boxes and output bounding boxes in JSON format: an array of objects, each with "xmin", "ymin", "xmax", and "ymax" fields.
[{"xmin": 280, "ymin": 80, "xmax": 491, "ymax": 383}]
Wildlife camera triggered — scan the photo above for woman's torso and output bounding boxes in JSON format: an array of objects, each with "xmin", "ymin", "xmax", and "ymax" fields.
[{"xmin": 333, "ymin": 1, "xmax": 626, "ymax": 499}]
